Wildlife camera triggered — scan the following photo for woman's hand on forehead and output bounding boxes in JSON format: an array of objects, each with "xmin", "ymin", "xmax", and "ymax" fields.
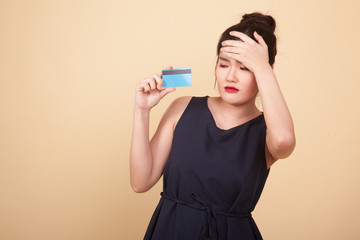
[{"xmin": 219, "ymin": 31, "xmax": 270, "ymax": 73}]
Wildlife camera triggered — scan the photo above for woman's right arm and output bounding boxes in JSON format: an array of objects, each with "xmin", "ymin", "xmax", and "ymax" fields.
[{"xmin": 130, "ymin": 68, "xmax": 191, "ymax": 193}]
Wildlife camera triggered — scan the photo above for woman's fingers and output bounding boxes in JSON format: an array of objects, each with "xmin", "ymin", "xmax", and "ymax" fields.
[
  {"xmin": 138, "ymin": 79, "xmax": 176, "ymax": 98},
  {"xmin": 160, "ymin": 87, "xmax": 176, "ymax": 98},
  {"xmin": 141, "ymin": 82, "xmax": 151, "ymax": 93},
  {"xmin": 229, "ymin": 31, "xmax": 254, "ymax": 44},
  {"xmin": 151, "ymin": 73, "xmax": 164, "ymax": 90},
  {"xmin": 142, "ymin": 74, "xmax": 161, "ymax": 91},
  {"xmin": 138, "ymin": 74, "xmax": 163, "ymax": 93},
  {"xmin": 149, "ymin": 75, "xmax": 158, "ymax": 90},
  {"xmin": 253, "ymin": 31, "xmax": 267, "ymax": 48},
  {"xmin": 137, "ymin": 78, "xmax": 154, "ymax": 93},
  {"xmin": 220, "ymin": 47, "xmax": 243, "ymax": 63},
  {"xmin": 221, "ymin": 40, "xmax": 244, "ymax": 47},
  {"xmin": 220, "ymin": 37, "xmax": 251, "ymax": 59},
  {"xmin": 221, "ymin": 46, "xmax": 243, "ymax": 55},
  {"xmin": 220, "ymin": 51, "xmax": 241, "ymax": 62},
  {"xmin": 138, "ymin": 66, "xmax": 175, "ymax": 93}
]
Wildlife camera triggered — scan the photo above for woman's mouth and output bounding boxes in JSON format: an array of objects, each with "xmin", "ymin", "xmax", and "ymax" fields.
[{"xmin": 225, "ymin": 86, "xmax": 239, "ymax": 93}]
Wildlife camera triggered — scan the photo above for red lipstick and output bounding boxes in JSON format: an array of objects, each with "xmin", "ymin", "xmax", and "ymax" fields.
[{"xmin": 225, "ymin": 86, "xmax": 239, "ymax": 93}]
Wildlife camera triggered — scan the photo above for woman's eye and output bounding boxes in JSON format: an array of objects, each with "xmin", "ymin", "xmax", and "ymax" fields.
[
  {"xmin": 220, "ymin": 64, "xmax": 228, "ymax": 68},
  {"xmin": 240, "ymin": 67, "xmax": 249, "ymax": 71}
]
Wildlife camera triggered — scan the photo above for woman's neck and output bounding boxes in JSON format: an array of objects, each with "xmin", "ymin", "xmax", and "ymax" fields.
[{"xmin": 210, "ymin": 96, "xmax": 261, "ymax": 128}]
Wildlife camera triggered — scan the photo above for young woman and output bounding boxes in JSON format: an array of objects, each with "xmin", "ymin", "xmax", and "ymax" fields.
[{"xmin": 130, "ymin": 12, "xmax": 296, "ymax": 240}]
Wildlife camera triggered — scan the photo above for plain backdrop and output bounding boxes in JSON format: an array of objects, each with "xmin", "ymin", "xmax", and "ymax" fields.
[{"xmin": 1, "ymin": 0, "xmax": 360, "ymax": 239}]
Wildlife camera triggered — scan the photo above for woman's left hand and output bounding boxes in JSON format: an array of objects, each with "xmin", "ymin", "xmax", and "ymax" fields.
[{"xmin": 220, "ymin": 31, "xmax": 270, "ymax": 73}]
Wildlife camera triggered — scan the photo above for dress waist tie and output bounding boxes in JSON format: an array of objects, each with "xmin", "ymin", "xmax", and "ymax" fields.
[{"xmin": 160, "ymin": 192, "xmax": 261, "ymax": 240}]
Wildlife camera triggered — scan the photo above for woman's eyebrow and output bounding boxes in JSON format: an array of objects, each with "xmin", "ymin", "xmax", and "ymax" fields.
[
  {"xmin": 219, "ymin": 56, "xmax": 243, "ymax": 64},
  {"xmin": 219, "ymin": 57, "xmax": 230, "ymax": 62}
]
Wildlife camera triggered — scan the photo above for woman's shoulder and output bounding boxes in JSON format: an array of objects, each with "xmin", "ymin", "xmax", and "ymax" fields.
[
  {"xmin": 165, "ymin": 96, "xmax": 193, "ymax": 119},
  {"xmin": 163, "ymin": 96, "xmax": 205, "ymax": 130},
  {"xmin": 171, "ymin": 95, "xmax": 193, "ymax": 106},
  {"xmin": 168, "ymin": 95, "xmax": 208, "ymax": 113}
]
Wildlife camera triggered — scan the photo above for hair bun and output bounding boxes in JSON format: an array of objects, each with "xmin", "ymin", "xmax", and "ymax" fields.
[{"xmin": 241, "ymin": 12, "xmax": 276, "ymax": 33}]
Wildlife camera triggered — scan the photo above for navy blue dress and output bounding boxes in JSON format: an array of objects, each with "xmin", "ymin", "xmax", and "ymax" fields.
[{"xmin": 144, "ymin": 96, "xmax": 270, "ymax": 240}]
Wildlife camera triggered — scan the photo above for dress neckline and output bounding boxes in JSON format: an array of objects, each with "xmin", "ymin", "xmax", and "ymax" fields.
[{"xmin": 205, "ymin": 96, "xmax": 264, "ymax": 132}]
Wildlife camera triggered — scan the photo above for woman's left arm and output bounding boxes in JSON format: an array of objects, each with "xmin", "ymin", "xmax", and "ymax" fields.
[
  {"xmin": 254, "ymin": 64, "xmax": 296, "ymax": 159},
  {"xmin": 221, "ymin": 31, "xmax": 296, "ymax": 160}
]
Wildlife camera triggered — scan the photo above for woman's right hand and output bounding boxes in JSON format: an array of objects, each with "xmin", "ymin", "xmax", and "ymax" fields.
[{"xmin": 135, "ymin": 66, "xmax": 176, "ymax": 111}]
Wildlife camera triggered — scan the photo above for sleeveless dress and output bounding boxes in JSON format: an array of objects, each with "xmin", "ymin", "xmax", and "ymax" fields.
[{"xmin": 144, "ymin": 96, "xmax": 271, "ymax": 240}]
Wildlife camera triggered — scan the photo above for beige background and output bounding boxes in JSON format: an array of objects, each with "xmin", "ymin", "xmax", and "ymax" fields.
[{"xmin": 1, "ymin": 0, "xmax": 359, "ymax": 239}]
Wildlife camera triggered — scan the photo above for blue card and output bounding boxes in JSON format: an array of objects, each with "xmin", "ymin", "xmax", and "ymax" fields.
[{"xmin": 162, "ymin": 68, "xmax": 192, "ymax": 88}]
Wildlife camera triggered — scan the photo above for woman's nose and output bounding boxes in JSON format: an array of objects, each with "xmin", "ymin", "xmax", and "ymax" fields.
[{"xmin": 226, "ymin": 67, "xmax": 238, "ymax": 82}]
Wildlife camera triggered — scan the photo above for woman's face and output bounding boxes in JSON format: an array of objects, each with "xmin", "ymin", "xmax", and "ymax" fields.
[{"xmin": 215, "ymin": 53, "xmax": 258, "ymax": 106}]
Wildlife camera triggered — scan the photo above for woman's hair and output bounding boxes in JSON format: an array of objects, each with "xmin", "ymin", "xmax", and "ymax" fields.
[{"xmin": 216, "ymin": 12, "xmax": 277, "ymax": 66}]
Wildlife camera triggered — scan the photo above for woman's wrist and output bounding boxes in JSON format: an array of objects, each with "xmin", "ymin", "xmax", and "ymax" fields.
[
  {"xmin": 134, "ymin": 107, "xmax": 151, "ymax": 114},
  {"xmin": 253, "ymin": 63, "xmax": 273, "ymax": 76}
]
